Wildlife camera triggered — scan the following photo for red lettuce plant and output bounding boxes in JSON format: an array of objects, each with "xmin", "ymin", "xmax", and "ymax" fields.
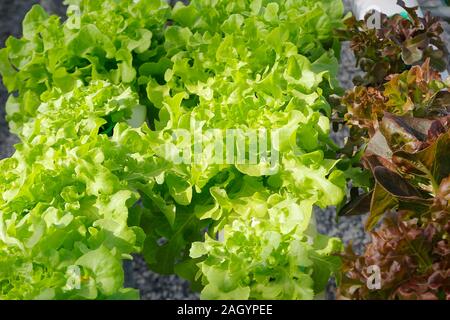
[
  {"xmin": 335, "ymin": 2, "xmax": 450, "ymax": 300},
  {"xmin": 338, "ymin": 204, "xmax": 449, "ymax": 300},
  {"xmin": 357, "ymin": 112, "xmax": 449, "ymax": 228},
  {"xmin": 337, "ymin": 60, "xmax": 450, "ymax": 157},
  {"xmin": 339, "ymin": 62, "xmax": 450, "ymax": 224},
  {"xmin": 338, "ymin": 0, "xmax": 448, "ymax": 86}
]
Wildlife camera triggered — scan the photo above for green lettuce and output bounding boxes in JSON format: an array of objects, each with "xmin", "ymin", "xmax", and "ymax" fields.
[
  {"xmin": 0, "ymin": 0, "xmax": 347, "ymax": 300},
  {"xmin": 143, "ymin": 0, "xmax": 346, "ymax": 299},
  {"xmin": 0, "ymin": 0, "xmax": 170, "ymax": 133},
  {"xmin": 0, "ymin": 81, "xmax": 164, "ymax": 299}
]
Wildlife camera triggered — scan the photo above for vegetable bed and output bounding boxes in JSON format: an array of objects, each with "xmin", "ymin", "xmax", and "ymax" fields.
[{"xmin": 0, "ymin": 0, "xmax": 448, "ymax": 300}]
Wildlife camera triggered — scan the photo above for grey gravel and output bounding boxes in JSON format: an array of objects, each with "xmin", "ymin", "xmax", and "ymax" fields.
[{"xmin": 0, "ymin": 0, "xmax": 449, "ymax": 300}]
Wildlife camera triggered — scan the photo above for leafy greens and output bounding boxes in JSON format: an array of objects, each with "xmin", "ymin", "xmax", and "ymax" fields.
[{"xmin": 0, "ymin": 0, "xmax": 347, "ymax": 300}]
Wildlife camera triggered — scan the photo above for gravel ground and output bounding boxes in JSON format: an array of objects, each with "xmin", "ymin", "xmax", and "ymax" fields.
[{"xmin": 0, "ymin": 0, "xmax": 448, "ymax": 300}]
